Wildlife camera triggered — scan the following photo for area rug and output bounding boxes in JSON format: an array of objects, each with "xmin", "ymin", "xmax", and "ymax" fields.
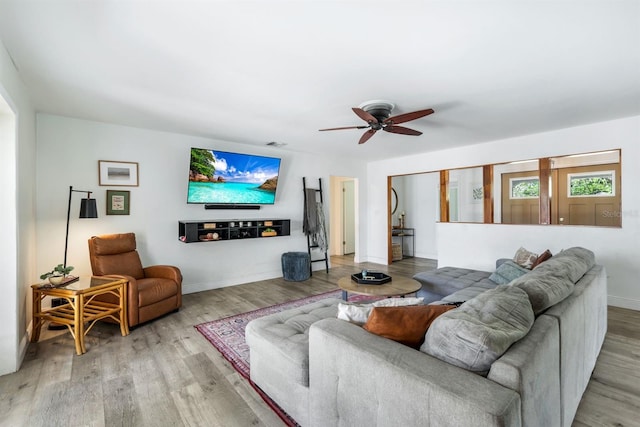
[{"xmin": 194, "ymin": 289, "xmax": 373, "ymax": 426}]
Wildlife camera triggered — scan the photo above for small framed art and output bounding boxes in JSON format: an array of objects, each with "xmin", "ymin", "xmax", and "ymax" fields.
[
  {"xmin": 99, "ymin": 160, "xmax": 139, "ymax": 186},
  {"xmin": 106, "ymin": 190, "xmax": 130, "ymax": 215}
]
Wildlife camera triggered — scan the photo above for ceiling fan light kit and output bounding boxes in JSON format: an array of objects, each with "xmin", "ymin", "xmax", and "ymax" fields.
[{"xmin": 319, "ymin": 100, "xmax": 434, "ymax": 144}]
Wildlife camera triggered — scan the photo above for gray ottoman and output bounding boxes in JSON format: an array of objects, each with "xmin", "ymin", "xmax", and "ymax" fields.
[
  {"xmin": 282, "ymin": 251, "xmax": 311, "ymax": 281},
  {"xmin": 245, "ymin": 298, "xmax": 341, "ymax": 426}
]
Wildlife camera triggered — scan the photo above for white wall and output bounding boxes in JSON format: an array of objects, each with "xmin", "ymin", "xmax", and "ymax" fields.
[
  {"xmin": 0, "ymin": 39, "xmax": 37, "ymax": 376},
  {"xmin": 368, "ymin": 116, "xmax": 640, "ymax": 310},
  {"xmin": 36, "ymin": 115, "xmax": 367, "ymax": 294}
]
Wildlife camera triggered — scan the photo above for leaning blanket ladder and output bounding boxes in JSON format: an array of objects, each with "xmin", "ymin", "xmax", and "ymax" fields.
[{"xmin": 302, "ymin": 177, "xmax": 329, "ymax": 275}]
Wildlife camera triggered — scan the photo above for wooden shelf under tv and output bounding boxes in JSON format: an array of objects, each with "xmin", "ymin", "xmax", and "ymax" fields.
[{"xmin": 178, "ymin": 219, "xmax": 291, "ymax": 243}]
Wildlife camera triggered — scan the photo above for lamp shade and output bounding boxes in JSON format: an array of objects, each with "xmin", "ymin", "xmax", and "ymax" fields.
[{"xmin": 79, "ymin": 198, "xmax": 98, "ymax": 218}]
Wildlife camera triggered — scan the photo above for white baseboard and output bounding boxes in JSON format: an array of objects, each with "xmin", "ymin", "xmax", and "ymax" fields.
[{"xmin": 608, "ymin": 295, "xmax": 640, "ymax": 311}]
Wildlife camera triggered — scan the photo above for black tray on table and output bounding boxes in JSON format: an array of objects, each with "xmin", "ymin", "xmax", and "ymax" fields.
[{"xmin": 351, "ymin": 272, "xmax": 392, "ymax": 285}]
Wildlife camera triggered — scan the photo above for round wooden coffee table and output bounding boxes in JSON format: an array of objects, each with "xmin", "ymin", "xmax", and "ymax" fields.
[{"xmin": 338, "ymin": 275, "xmax": 421, "ymax": 301}]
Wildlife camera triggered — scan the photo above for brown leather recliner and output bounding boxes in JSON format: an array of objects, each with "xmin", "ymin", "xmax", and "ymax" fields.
[{"xmin": 88, "ymin": 232, "xmax": 182, "ymax": 327}]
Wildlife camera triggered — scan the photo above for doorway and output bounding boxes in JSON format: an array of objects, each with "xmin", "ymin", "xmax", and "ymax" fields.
[
  {"xmin": 329, "ymin": 176, "xmax": 357, "ymax": 257},
  {"xmin": 342, "ymin": 180, "xmax": 355, "ymax": 254},
  {"xmin": 554, "ymin": 163, "xmax": 621, "ymax": 226}
]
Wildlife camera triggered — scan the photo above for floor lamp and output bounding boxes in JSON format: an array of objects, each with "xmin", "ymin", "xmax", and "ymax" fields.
[{"xmin": 61, "ymin": 185, "xmax": 98, "ymax": 285}]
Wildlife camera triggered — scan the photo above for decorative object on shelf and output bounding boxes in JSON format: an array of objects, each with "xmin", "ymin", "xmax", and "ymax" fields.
[
  {"xmin": 471, "ymin": 182, "xmax": 483, "ymax": 203},
  {"xmin": 40, "ymin": 264, "xmax": 74, "ymax": 286},
  {"xmin": 398, "ymin": 211, "xmax": 406, "ymax": 228},
  {"xmin": 106, "ymin": 190, "xmax": 130, "ymax": 215},
  {"xmin": 199, "ymin": 232, "xmax": 220, "ymax": 241},
  {"xmin": 58, "ymin": 185, "xmax": 98, "ymax": 285},
  {"xmin": 98, "ymin": 160, "xmax": 139, "ymax": 186},
  {"xmin": 261, "ymin": 228, "xmax": 277, "ymax": 237}
]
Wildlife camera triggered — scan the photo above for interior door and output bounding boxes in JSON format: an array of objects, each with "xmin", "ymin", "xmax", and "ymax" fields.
[
  {"xmin": 501, "ymin": 171, "xmax": 539, "ymax": 224},
  {"xmin": 342, "ymin": 180, "xmax": 355, "ymax": 254},
  {"xmin": 555, "ymin": 163, "xmax": 621, "ymax": 226}
]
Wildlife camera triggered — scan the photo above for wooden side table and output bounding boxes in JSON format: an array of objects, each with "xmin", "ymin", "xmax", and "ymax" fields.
[{"xmin": 31, "ymin": 276, "xmax": 129, "ymax": 355}]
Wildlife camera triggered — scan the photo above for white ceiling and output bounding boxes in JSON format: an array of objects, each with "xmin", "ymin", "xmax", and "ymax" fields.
[{"xmin": 1, "ymin": 0, "xmax": 639, "ymax": 161}]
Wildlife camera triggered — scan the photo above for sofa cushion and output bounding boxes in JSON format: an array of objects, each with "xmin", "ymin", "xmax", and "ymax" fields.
[
  {"xmin": 510, "ymin": 247, "xmax": 594, "ymax": 314},
  {"xmin": 541, "ymin": 247, "xmax": 595, "ymax": 282},
  {"xmin": 414, "ymin": 267, "xmax": 493, "ymax": 300},
  {"xmin": 363, "ymin": 304, "xmax": 455, "ymax": 348},
  {"xmin": 510, "ymin": 272, "xmax": 575, "ymax": 315},
  {"xmin": 489, "ymin": 260, "xmax": 530, "ymax": 285},
  {"xmin": 421, "ymin": 285, "xmax": 534, "ymax": 374}
]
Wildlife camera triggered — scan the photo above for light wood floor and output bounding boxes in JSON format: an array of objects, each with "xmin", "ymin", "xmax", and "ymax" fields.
[{"xmin": 1, "ymin": 256, "xmax": 638, "ymax": 427}]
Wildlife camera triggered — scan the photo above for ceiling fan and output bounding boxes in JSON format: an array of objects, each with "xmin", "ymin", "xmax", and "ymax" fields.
[{"xmin": 319, "ymin": 101, "xmax": 434, "ymax": 144}]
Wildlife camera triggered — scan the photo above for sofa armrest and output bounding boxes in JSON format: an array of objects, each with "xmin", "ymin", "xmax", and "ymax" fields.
[
  {"xmin": 309, "ymin": 318, "xmax": 521, "ymax": 427},
  {"xmin": 143, "ymin": 265, "xmax": 182, "ymax": 284}
]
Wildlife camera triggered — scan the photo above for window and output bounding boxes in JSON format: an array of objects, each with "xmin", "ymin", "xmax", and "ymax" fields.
[
  {"xmin": 568, "ymin": 171, "xmax": 615, "ymax": 197},
  {"xmin": 510, "ymin": 177, "xmax": 540, "ymax": 199}
]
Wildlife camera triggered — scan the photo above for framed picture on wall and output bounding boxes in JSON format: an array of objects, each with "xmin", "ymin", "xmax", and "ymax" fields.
[
  {"xmin": 106, "ymin": 190, "xmax": 130, "ymax": 215},
  {"xmin": 99, "ymin": 160, "xmax": 139, "ymax": 186},
  {"xmin": 471, "ymin": 183, "xmax": 483, "ymax": 203}
]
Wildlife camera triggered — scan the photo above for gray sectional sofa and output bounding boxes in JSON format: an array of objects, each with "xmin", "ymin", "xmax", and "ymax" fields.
[{"xmin": 246, "ymin": 247, "xmax": 607, "ymax": 427}]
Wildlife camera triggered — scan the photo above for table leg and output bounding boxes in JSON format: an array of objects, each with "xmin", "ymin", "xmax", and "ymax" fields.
[
  {"xmin": 74, "ymin": 295, "xmax": 85, "ymax": 355},
  {"xmin": 119, "ymin": 282, "xmax": 129, "ymax": 336},
  {"xmin": 31, "ymin": 290, "xmax": 42, "ymax": 342}
]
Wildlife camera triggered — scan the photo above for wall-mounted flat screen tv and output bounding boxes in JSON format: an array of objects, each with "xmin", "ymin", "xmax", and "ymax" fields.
[{"xmin": 187, "ymin": 147, "xmax": 282, "ymax": 205}]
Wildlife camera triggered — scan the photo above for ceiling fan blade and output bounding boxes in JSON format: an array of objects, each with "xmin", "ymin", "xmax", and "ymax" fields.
[
  {"xmin": 352, "ymin": 107, "xmax": 379, "ymax": 124},
  {"xmin": 385, "ymin": 108, "xmax": 434, "ymax": 125},
  {"xmin": 319, "ymin": 125, "xmax": 369, "ymax": 131},
  {"xmin": 384, "ymin": 125, "xmax": 423, "ymax": 136},
  {"xmin": 358, "ymin": 129, "xmax": 377, "ymax": 144}
]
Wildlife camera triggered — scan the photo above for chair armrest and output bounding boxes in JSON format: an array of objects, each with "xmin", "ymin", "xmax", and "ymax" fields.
[{"xmin": 143, "ymin": 265, "xmax": 182, "ymax": 284}]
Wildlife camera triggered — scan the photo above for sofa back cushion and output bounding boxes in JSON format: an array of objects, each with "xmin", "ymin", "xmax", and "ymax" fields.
[
  {"xmin": 510, "ymin": 247, "xmax": 595, "ymax": 314},
  {"xmin": 421, "ymin": 285, "xmax": 534, "ymax": 374}
]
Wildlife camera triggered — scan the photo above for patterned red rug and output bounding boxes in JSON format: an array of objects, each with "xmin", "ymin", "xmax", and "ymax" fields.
[{"xmin": 194, "ymin": 289, "xmax": 372, "ymax": 426}]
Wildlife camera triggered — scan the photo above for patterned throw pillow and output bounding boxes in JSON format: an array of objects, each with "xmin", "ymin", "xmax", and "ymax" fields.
[
  {"xmin": 489, "ymin": 260, "xmax": 530, "ymax": 284},
  {"xmin": 513, "ymin": 247, "xmax": 539, "ymax": 269}
]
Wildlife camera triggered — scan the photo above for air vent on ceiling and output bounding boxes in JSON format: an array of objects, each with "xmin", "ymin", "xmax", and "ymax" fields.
[{"xmin": 266, "ymin": 141, "xmax": 287, "ymax": 147}]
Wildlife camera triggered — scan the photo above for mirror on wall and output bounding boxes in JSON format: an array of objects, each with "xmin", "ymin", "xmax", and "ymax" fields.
[
  {"xmin": 389, "ymin": 173, "xmax": 440, "ymax": 262},
  {"xmin": 448, "ymin": 167, "xmax": 484, "ymax": 223}
]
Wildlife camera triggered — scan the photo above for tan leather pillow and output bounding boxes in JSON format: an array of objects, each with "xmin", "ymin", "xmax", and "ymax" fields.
[
  {"xmin": 532, "ymin": 249, "xmax": 552, "ymax": 269},
  {"xmin": 363, "ymin": 304, "xmax": 456, "ymax": 349}
]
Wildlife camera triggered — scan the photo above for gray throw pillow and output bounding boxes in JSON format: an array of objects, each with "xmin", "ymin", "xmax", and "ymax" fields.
[
  {"xmin": 421, "ymin": 285, "xmax": 534, "ymax": 374},
  {"xmin": 489, "ymin": 260, "xmax": 530, "ymax": 285}
]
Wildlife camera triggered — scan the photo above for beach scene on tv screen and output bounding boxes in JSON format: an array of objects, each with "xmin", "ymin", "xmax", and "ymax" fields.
[{"xmin": 188, "ymin": 148, "xmax": 280, "ymax": 204}]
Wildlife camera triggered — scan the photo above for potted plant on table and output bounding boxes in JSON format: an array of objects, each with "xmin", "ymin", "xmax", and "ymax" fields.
[{"xmin": 40, "ymin": 264, "xmax": 74, "ymax": 285}]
